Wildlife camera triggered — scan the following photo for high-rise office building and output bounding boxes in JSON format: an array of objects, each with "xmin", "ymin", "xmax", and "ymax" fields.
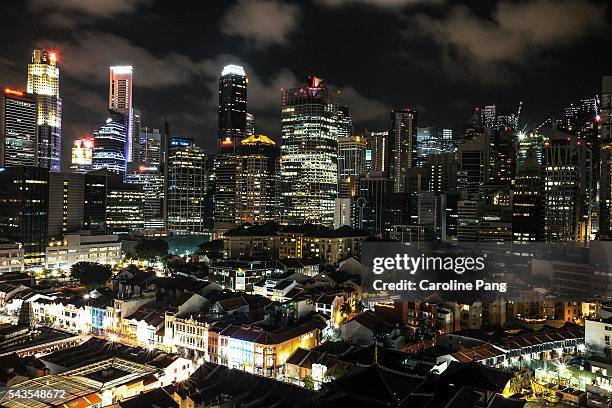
[
  {"xmin": 108, "ymin": 66, "xmax": 133, "ymax": 162},
  {"xmin": 337, "ymin": 105, "xmax": 353, "ymax": 138},
  {"xmin": 106, "ymin": 178, "xmax": 145, "ymax": 235},
  {"xmin": 70, "ymin": 137, "xmax": 94, "ymax": 174},
  {"xmin": 246, "ymin": 112, "xmax": 255, "ymax": 136},
  {"xmin": 131, "ymin": 108, "xmax": 142, "ymax": 161},
  {"xmin": 92, "ymin": 112, "xmax": 128, "ymax": 177},
  {"xmin": 389, "ymin": 108, "xmax": 417, "ymax": 192},
  {"xmin": 168, "ymin": 139, "xmax": 207, "ymax": 234},
  {"xmin": 601, "ymin": 76, "xmax": 612, "ymax": 240},
  {"xmin": 214, "ymin": 65, "xmax": 247, "ymax": 229},
  {"xmin": 0, "ymin": 166, "xmax": 49, "ymax": 265},
  {"xmin": 426, "ymin": 153, "xmax": 456, "ymax": 194},
  {"xmin": 0, "ymin": 88, "xmax": 38, "ymax": 166},
  {"xmin": 365, "ymin": 130, "xmax": 388, "ymax": 174},
  {"xmin": 281, "ymin": 76, "xmax": 339, "ymax": 226},
  {"xmin": 127, "ymin": 126, "xmax": 164, "ymax": 229},
  {"xmin": 516, "ymin": 131, "xmax": 543, "ymax": 168},
  {"xmin": 127, "ymin": 164, "xmax": 164, "ymax": 230},
  {"xmin": 84, "ymin": 169, "xmax": 144, "ymax": 235},
  {"xmin": 512, "ymin": 149, "xmax": 543, "ymax": 242},
  {"xmin": 338, "ymin": 135, "xmax": 367, "ymax": 197},
  {"xmin": 482, "ymin": 105, "xmax": 496, "ymax": 129},
  {"xmin": 235, "ymin": 134, "xmax": 280, "ymax": 224},
  {"xmin": 27, "ymin": 49, "xmax": 62, "ymax": 172},
  {"xmin": 357, "ymin": 173, "xmax": 392, "ymax": 235},
  {"xmin": 416, "ymin": 127, "xmax": 454, "ymax": 167},
  {"xmin": 543, "ymin": 134, "xmax": 591, "ymax": 242},
  {"xmin": 48, "ymin": 172, "xmax": 84, "ymax": 239},
  {"xmin": 218, "ymin": 64, "xmax": 247, "ymax": 149},
  {"xmin": 133, "ymin": 127, "xmax": 161, "ymax": 165},
  {"xmin": 457, "ymin": 131, "xmax": 489, "ymax": 194}
]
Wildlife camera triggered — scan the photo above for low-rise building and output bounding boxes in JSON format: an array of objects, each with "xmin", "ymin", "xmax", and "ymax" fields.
[
  {"xmin": 586, "ymin": 317, "xmax": 612, "ymax": 358},
  {"xmin": 45, "ymin": 233, "xmax": 122, "ymax": 271},
  {"xmin": 0, "ymin": 244, "xmax": 24, "ymax": 275}
]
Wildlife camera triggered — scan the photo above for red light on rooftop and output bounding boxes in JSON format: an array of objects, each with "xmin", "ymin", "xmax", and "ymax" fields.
[
  {"xmin": 48, "ymin": 51, "xmax": 58, "ymax": 62},
  {"xmin": 4, "ymin": 88, "xmax": 24, "ymax": 96}
]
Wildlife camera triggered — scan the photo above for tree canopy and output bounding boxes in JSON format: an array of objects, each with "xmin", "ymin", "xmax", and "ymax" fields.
[
  {"xmin": 135, "ymin": 238, "xmax": 169, "ymax": 261},
  {"xmin": 70, "ymin": 262, "xmax": 112, "ymax": 290}
]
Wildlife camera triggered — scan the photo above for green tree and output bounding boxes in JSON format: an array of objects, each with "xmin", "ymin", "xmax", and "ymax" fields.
[
  {"xmin": 354, "ymin": 301, "xmax": 365, "ymax": 314},
  {"xmin": 135, "ymin": 239, "xmax": 169, "ymax": 263},
  {"xmin": 303, "ymin": 375, "xmax": 315, "ymax": 390},
  {"xmin": 340, "ymin": 302, "xmax": 352, "ymax": 318},
  {"xmin": 197, "ymin": 239, "xmax": 224, "ymax": 258},
  {"xmin": 70, "ymin": 262, "xmax": 112, "ymax": 290}
]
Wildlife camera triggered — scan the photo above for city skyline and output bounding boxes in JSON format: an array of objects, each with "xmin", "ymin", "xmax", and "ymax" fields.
[{"xmin": 0, "ymin": 0, "xmax": 611, "ymax": 170}]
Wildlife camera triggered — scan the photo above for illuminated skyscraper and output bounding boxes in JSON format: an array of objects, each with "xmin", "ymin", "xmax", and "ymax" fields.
[
  {"xmin": 127, "ymin": 127, "xmax": 163, "ymax": 229},
  {"xmin": 338, "ymin": 135, "xmax": 367, "ymax": 197},
  {"xmin": 389, "ymin": 108, "xmax": 417, "ymax": 193},
  {"xmin": 337, "ymin": 105, "xmax": 353, "ymax": 138},
  {"xmin": 482, "ymin": 105, "xmax": 496, "ymax": 129},
  {"xmin": 543, "ymin": 134, "xmax": 591, "ymax": 242},
  {"xmin": 92, "ymin": 112, "xmax": 128, "ymax": 177},
  {"xmin": 512, "ymin": 149, "xmax": 543, "ymax": 242},
  {"xmin": 365, "ymin": 130, "xmax": 388, "ymax": 174},
  {"xmin": 457, "ymin": 131, "xmax": 489, "ymax": 194},
  {"xmin": 416, "ymin": 127, "xmax": 454, "ymax": 167},
  {"xmin": 0, "ymin": 88, "xmax": 38, "ymax": 167},
  {"xmin": 281, "ymin": 76, "xmax": 339, "ymax": 226},
  {"xmin": 214, "ymin": 65, "xmax": 247, "ymax": 229},
  {"xmin": 168, "ymin": 139, "xmax": 207, "ymax": 234},
  {"xmin": 599, "ymin": 76, "xmax": 612, "ymax": 239},
  {"xmin": 109, "ymin": 66, "xmax": 133, "ymax": 161},
  {"xmin": 27, "ymin": 49, "xmax": 61, "ymax": 172},
  {"xmin": 70, "ymin": 137, "xmax": 94, "ymax": 174},
  {"xmin": 218, "ymin": 64, "xmax": 247, "ymax": 150},
  {"xmin": 0, "ymin": 166, "xmax": 49, "ymax": 265},
  {"xmin": 246, "ymin": 112, "xmax": 255, "ymax": 136},
  {"xmin": 235, "ymin": 134, "xmax": 280, "ymax": 224}
]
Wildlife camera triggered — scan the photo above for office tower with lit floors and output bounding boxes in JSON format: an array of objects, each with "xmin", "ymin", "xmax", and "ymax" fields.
[
  {"xmin": 0, "ymin": 166, "xmax": 49, "ymax": 265},
  {"xmin": 235, "ymin": 134, "xmax": 280, "ymax": 224},
  {"xmin": 599, "ymin": 76, "xmax": 612, "ymax": 239},
  {"xmin": 0, "ymin": 88, "xmax": 38, "ymax": 166},
  {"xmin": 512, "ymin": 149, "xmax": 543, "ymax": 242},
  {"xmin": 214, "ymin": 65, "xmax": 247, "ymax": 230},
  {"xmin": 281, "ymin": 76, "xmax": 340, "ymax": 226},
  {"xmin": 365, "ymin": 130, "xmax": 388, "ymax": 174},
  {"xmin": 389, "ymin": 108, "xmax": 417, "ymax": 192},
  {"xmin": 338, "ymin": 135, "xmax": 367, "ymax": 197},
  {"xmin": 27, "ymin": 49, "xmax": 61, "ymax": 171},
  {"xmin": 127, "ymin": 127, "xmax": 164, "ymax": 229},
  {"xmin": 543, "ymin": 134, "xmax": 591, "ymax": 242},
  {"xmin": 70, "ymin": 138, "xmax": 94, "ymax": 174},
  {"xmin": 92, "ymin": 112, "xmax": 128, "ymax": 177},
  {"xmin": 168, "ymin": 138, "xmax": 207, "ymax": 234},
  {"xmin": 108, "ymin": 66, "xmax": 133, "ymax": 162}
]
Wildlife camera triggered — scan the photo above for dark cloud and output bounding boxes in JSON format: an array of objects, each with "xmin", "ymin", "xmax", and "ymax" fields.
[
  {"xmin": 319, "ymin": 0, "xmax": 443, "ymax": 7},
  {"xmin": 37, "ymin": 32, "xmax": 204, "ymax": 88},
  {"xmin": 30, "ymin": 0, "xmax": 151, "ymax": 17},
  {"xmin": 220, "ymin": 0, "xmax": 299, "ymax": 47},
  {"xmin": 415, "ymin": 0, "xmax": 606, "ymax": 72}
]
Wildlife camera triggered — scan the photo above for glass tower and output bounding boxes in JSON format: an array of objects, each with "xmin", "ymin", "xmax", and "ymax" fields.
[
  {"xmin": 281, "ymin": 76, "xmax": 339, "ymax": 226},
  {"xmin": 27, "ymin": 49, "xmax": 61, "ymax": 172}
]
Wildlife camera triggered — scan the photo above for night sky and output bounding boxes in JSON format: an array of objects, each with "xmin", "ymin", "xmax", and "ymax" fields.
[{"xmin": 0, "ymin": 0, "xmax": 610, "ymax": 170}]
